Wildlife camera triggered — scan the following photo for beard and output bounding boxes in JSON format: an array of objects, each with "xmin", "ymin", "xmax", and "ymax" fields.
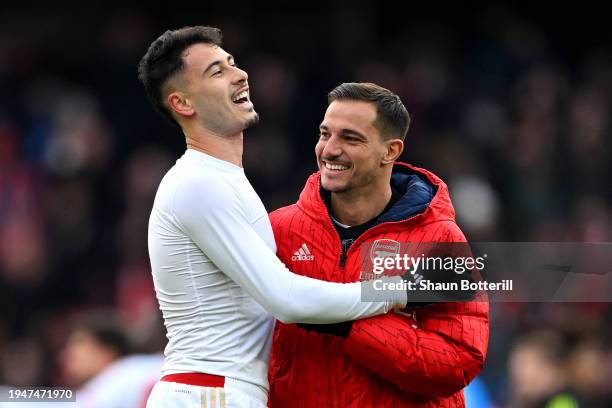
[
  {"xmin": 243, "ymin": 111, "xmax": 260, "ymax": 130},
  {"xmin": 322, "ymin": 169, "xmax": 378, "ymax": 195},
  {"xmin": 322, "ymin": 179, "xmax": 352, "ymax": 194}
]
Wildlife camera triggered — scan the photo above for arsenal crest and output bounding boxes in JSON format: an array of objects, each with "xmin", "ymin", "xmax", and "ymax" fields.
[{"xmin": 369, "ymin": 239, "xmax": 401, "ymax": 263}]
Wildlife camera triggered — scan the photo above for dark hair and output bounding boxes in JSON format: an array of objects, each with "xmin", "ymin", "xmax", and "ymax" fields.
[
  {"xmin": 328, "ymin": 82, "xmax": 410, "ymax": 140},
  {"xmin": 73, "ymin": 313, "xmax": 132, "ymax": 357},
  {"xmin": 138, "ymin": 26, "xmax": 223, "ymax": 127}
]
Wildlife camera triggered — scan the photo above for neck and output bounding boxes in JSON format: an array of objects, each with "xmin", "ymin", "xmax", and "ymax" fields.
[
  {"xmin": 183, "ymin": 122, "xmax": 244, "ymax": 167},
  {"xmin": 330, "ymin": 180, "xmax": 392, "ymax": 226}
]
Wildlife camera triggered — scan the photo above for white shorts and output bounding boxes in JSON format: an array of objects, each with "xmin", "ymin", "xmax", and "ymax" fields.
[{"xmin": 146, "ymin": 377, "xmax": 267, "ymax": 408}]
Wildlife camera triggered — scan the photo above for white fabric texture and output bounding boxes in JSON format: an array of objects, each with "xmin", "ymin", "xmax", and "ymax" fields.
[{"xmin": 146, "ymin": 379, "xmax": 267, "ymax": 408}]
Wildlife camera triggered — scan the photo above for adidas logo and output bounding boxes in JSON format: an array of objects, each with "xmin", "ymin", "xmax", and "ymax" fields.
[{"xmin": 291, "ymin": 243, "xmax": 314, "ymax": 261}]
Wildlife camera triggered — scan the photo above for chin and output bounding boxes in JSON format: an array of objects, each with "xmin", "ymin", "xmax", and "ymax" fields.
[
  {"xmin": 243, "ymin": 112, "xmax": 260, "ymax": 130},
  {"xmin": 321, "ymin": 178, "xmax": 350, "ymax": 193}
]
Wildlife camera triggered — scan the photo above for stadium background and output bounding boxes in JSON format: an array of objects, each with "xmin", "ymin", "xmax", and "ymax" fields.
[{"xmin": 0, "ymin": 2, "xmax": 610, "ymax": 406}]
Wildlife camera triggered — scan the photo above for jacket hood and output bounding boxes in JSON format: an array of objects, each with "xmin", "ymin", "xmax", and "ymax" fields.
[{"xmin": 297, "ymin": 162, "xmax": 456, "ymax": 227}]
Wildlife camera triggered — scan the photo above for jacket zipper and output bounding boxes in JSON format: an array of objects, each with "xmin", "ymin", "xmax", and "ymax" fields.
[
  {"xmin": 344, "ymin": 214, "xmax": 422, "ymax": 265},
  {"xmin": 325, "ymin": 211, "xmax": 347, "ymax": 268}
]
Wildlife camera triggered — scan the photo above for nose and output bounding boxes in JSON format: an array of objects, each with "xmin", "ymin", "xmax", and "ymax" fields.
[
  {"xmin": 233, "ymin": 65, "xmax": 248, "ymax": 84},
  {"xmin": 321, "ymin": 134, "xmax": 343, "ymax": 158}
]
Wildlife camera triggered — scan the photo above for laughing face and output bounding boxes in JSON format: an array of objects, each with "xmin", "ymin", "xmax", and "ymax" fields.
[
  {"xmin": 316, "ymin": 100, "xmax": 389, "ymax": 194},
  {"xmin": 168, "ymin": 42, "xmax": 259, "ymax": 135}
]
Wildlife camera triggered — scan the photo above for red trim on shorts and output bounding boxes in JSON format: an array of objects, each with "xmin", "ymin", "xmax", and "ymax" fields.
[{"xmin": 161, "ymin": 372, "xmax": 225, "ymax": 388}]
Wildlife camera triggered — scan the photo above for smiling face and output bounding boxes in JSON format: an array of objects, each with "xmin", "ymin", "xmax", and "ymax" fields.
[
  {"xmin": 316, "ymin": 100, "xmax": 391, "ymax": 194},
  {"xmin": 166, "ymin": 43, "xmax": 258, "ymax": 135}
]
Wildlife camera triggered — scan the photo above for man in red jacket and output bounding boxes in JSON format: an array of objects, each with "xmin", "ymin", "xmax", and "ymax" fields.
[{"xmin": 268, "ymin": 82, "xmax": 489, "ymax": 407}]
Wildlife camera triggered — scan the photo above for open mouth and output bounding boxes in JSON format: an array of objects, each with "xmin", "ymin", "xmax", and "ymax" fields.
[
  {"xmin": 232, "ymin": 89, "xmax": 250, "ymax": 105},
  {"xmin": 323, "ymin": 160, "xmax": 351, "ymax": 172}
]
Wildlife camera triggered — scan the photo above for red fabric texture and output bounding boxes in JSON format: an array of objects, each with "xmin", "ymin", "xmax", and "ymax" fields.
[
  {"xmin": 268, "ymin": 163, "xmax": 489, "ymax": 407},
  {"xmin": 161, "ymin": 372, "xmax": 225, "ymax": 388}
]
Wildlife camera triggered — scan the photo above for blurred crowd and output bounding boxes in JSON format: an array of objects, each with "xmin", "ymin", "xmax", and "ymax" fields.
[{"xmin": 0, "ymin": 3, "xmax": 610, "ymax": 407}]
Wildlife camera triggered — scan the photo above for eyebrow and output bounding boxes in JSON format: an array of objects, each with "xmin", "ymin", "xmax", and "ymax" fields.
[
  {"xmin": 203, "ymin": 55, "xmax": 235, "ymax": 75},
  {"xmin": 319, "ymin": 125, "xmax": 366, "ymax": 139}
]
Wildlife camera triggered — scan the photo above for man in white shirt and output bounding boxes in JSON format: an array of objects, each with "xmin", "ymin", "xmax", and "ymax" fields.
[{"xmin": 137, "ymin": 26, "xmax": 407, "ymax": 407}]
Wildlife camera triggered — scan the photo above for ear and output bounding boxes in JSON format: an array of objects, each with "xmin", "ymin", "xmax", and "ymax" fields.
[
  {"xmin": 381, "ymin": 138, "xmax": 404, "ymax": 165},
  {"xmin": 167, "ymin": 91, "xmax": 195, "ymax": 118}
]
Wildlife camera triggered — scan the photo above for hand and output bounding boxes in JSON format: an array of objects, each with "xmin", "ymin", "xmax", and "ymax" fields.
[{"xmin": 297, "ymin": 321, "xmax": 353, "ymax": 338}]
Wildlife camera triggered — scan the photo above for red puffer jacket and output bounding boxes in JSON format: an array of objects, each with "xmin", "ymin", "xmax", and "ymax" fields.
[{"xmin": 268, "ymin": 163, "xmax": 489, "ymax": 408}]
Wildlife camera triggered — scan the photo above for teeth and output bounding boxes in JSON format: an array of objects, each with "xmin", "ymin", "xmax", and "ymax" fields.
[
  {"xmin": 325, "ymin": 162, "xmax": 350, "ymax": 171},
  {"xmin": 232, "ymin": 91, "xmax": 248, "ymax": 102}
]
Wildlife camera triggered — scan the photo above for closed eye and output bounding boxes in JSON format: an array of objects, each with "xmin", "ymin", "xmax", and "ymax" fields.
[
  {"xmin": 212, "ymin": 62, "xmax": 238, "ymax": 77},
  {"xmin": 341, "ymin": 131, "xmax": 366, "ymax": 143}
]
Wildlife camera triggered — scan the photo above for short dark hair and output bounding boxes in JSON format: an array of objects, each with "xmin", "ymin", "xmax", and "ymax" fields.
[
  {"xmin": 72, "ymin": 313, "xmax": 132, "ymax": 357},
  {"xmin": 138, "ymin": 26, "xmax": 223, "ymax": 127},
  {"xmin": 328, "ymin": 82, "xmax": 410, "ymax": 140}
]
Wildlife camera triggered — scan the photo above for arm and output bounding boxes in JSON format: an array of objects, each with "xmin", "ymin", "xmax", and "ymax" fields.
[
  {"xmin": 343, "ymin": 301, "xmax": 488, "ymax": 396},
  {"xmin": 174, "ymin": 176, "xmax": 406, "ymax": 324},
  {"xmin": 341, "ymin": 222, "xmax": 489, "ymax": 396}
]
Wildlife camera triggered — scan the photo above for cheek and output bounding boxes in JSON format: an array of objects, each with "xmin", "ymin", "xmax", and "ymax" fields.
[
  {"xmin": 364, "ymin": 149, "xmax": 384, "ymax": 168},
  {"xmin": 351, "ymin": 150, "xmax": 373, "ymax": 168},
  {"xmin": 197, "ymin": 85, "xmax": 225, "ymax": 107},
  {"xmin": 314, "ymin": 142, "xmax": 324, "ymax": 158}
]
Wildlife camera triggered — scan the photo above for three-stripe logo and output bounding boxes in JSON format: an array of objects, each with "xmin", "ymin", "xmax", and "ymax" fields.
[{"xmin": 291, "ymin": 243, "xmax": 315, "ymax": 261}]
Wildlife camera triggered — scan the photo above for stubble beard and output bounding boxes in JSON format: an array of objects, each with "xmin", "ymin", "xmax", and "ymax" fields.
[
  {"xmin": 322, "ymin": 176, "xmax": 352, "ymax": 194},
  {"xmin": 323, "ymin": 169, "xmax": 378, "ymax": 196},
  {"xmin": 243, "ymin": 111, "xmax": 260, "ymax": 130}
]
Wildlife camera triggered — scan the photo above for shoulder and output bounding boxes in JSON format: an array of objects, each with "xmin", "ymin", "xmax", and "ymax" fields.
[
  {"xmin": 168, "ymin": 168, "xmax": 246, "ymax": 231},
  {"xmin": 440, "ymin": 220, "xmax": 467, "ymax": 242},
  {"xmin": 427, "ymin": 220, "xmax": 467, "ymax": 242},
  {"xmin": 269, "ymin": 203, "xmax": 301, "ymax": 227},
  {"xmin": 395, "ymin": 219, "xmax": 467, "ymax": 243},
  {"xmin": 174, "ymin": 168, "xmax": 240, "ymax": 206}
]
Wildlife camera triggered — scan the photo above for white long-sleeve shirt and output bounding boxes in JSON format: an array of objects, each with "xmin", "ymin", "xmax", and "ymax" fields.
[{"xmin": 148, "ymin": 149, "xmax": 406, "ymax": 390}]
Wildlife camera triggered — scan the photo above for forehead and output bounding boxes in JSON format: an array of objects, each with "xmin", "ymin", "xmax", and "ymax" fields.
[
  {"xmin": 321, "ymin": 100, "xmax": 378, "ymax": 134},
  {"xmin": 182, "ymin": 42, "xmax": 230, "ymax": 71}
]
